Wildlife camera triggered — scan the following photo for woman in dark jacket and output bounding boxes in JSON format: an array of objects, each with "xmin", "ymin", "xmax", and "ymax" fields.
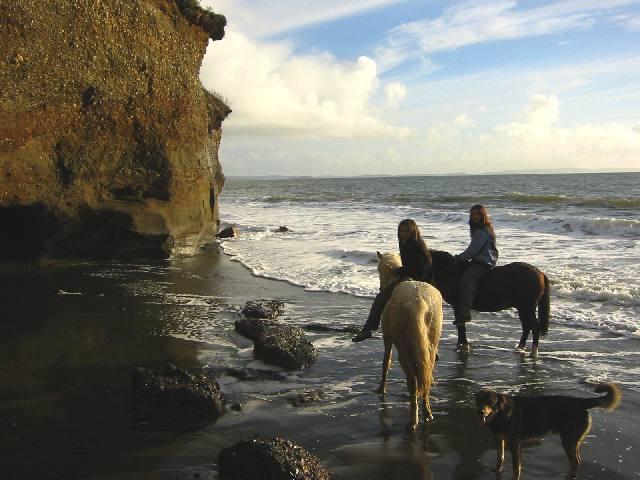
[
  {"xmin": 453, "ymin": 204, "xmax": 498, "ymax": 325},
  {"xmin": 352, "ymin": 219, "xmax": 432, "ymax": 342}
]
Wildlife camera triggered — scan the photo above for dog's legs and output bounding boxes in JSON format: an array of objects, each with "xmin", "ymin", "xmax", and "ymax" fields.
[
  {"xmin": 509, "ymin": 441, "xmax": 522, "ymax": 480},
  {"xmin": 561, "ymin": 414, "xmax": 591, "ymax": 477},
  {"xmin": 377, "ymin": 335, "xmax": 393, "ymax": 395},
  {"xmin": 494, "ymin": 436, "xmax": 505, "ymax": 472},
  {"xmin": 561, "ymin": 435, "xmax": 580, "ymax": 476}
]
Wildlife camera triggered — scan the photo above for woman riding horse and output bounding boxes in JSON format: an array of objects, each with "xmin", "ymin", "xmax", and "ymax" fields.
[
  {"xmin": 352, "ymin": 219, "xmax": 432, "ymax": 342},
  {"xmin": 454, "ymin": 204, "xmax": 499, "ymax": 325}
]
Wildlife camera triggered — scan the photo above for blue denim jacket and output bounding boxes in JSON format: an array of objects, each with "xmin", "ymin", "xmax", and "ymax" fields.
[{"xmin": 458, "ymin": 227, "xmax": 498, "ymax": 267}]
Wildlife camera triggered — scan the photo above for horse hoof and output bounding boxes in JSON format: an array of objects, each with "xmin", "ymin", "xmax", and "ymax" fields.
[
  {"xmin": 456, "ymin": 343, "xmax": 470, "ymax": 353},
  {"xmin": 530, "ymin": 347, "xmax": 539, "ymax": 358},
  {"xmin": 515, "ymin": 344, "xmax": 526, "ymax": 353},
  {"xmin": 405, "ymin": 422, "xmax": 418, "ymax": 432}
]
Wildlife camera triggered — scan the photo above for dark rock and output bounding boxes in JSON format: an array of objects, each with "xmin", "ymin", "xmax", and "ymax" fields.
[
  {"xmin": 230, "ymin": 403, "xmax": 242, "ymax": 412},
  {"xmin": 275, "ymin": 226, "xmax": 289, "ymax": 233},
  {"xmin": 215, "ymin": 226, "xmax": 239, "ymax": 239},
  {"xmin": 218, "ymin": 436, "xmax": 331, "ymax": 480},
  {"xmin": 234, "ymin": 318, "xmax": 280, "ymax": 341},
  {"xmin": 289, "ymin": 390, "xmax": 326, "ymax": 407},
  {"xmin": 241, "ymin": 300, "xmax": 284, "ymax": 319},
  {"xmin": 254, "ymin": 325, "xmax": 317, "ymax": 370},
  {"xmin": 132, "ymin": 363, "xmax": 225, "ymax": 423}
]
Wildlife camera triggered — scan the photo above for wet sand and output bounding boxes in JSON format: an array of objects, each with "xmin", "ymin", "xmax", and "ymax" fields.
[{"xmin": 0, "ymin": 246, "xmax": 638, "ymax": 479}]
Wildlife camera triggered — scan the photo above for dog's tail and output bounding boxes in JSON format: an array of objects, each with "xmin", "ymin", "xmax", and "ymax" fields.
[
  {"xmin": 538, "ymin": 273, "xmax": 551, "ymax": 336},
  {"xmin": 396, "ymin": 295, "xmax": 435, "ymax": 397},
  {"xmin": 583, "ymin": 383, "xmax": 621, "ymax": 411}
]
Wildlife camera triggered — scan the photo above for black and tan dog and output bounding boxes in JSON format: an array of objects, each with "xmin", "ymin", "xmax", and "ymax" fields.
[{"xmin": 475, "ymin": 383, "xmax": 621, "ymax": 479}]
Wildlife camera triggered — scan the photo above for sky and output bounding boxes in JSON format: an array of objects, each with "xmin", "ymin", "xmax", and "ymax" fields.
[{"xmin": 199, "ymin": 0, "xmax": 640, "ymax": 176}]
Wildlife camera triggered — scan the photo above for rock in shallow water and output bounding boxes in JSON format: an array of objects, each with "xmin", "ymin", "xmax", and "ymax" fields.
[
  {"xmin": 218, "ymin": 436, "xmax": 331, "ymax": 480},
  {"xmin": 241, "ymin": 300, "xmax": 285, "ymax": 319},
  {"xmin": 132, "ymin": 363, "xmax": 225, "ymax": 423},
  {"xmin": 254, "ymin": 325, "xmax": 317, "ymax": 370},
  {"xmin": 234, "ymin": 317, "xmax": 280, "ymax": 341},
  {"xmin": 216, "ymin": 226, "xmax": 239, "ymax": 239}
]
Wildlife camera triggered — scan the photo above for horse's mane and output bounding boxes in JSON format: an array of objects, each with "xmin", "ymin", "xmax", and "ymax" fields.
[
  {"xmin": 379, "ymin": 252, "xmax": 402, "ymax": 268},
  {"xmin": 428, "ymin": 249, "xmax": 455, "ymax": 268}
]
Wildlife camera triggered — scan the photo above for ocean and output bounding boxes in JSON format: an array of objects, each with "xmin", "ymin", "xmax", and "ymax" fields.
[{"xmin": 219, "ymin": 173, "xmax": 640, "ymax": 339}]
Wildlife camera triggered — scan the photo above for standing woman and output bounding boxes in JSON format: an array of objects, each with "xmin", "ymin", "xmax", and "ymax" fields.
[
  {"xmin": 453, "ymin": 204, "xmax": 498, "ymax": 325},
  {"xmin": 352, "ymin": 219, "xmax": 432, "ymax": 342}
]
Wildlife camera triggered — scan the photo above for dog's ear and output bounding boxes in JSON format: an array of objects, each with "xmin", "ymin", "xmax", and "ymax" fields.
[
  {"xmin": 475, "ymin": 389, "xmax": 491, "ymax": 406},
  {"xmin": 496, "ymin": 394, "xmax": 509, "ymax": 412},
  {"xmin": 376, "ymin": 251, "xmax": 383, "ymax": 260}
]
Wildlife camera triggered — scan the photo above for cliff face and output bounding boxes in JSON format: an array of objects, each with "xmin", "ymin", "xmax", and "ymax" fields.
[{"xmin": 0, "ymin": 0, "xmax": 230, "ymax": 260}]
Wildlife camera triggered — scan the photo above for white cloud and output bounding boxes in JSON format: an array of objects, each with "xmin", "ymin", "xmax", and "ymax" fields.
[
  {"xmin": 375, "ymin": 0, "xmax": 640, "ymax": 73},
  {"xmin": 200, "ymin": 29, "xmax": 411, "ymax": 139},
  {"xmin": 429, "ymin": 94, "xmax": 640, "ymax": 172},
  {"xmin": 614, "ymin": 14, "xmax": 640, "ymax": 30},
  {"xmin": 384, "ymin": 82, "xmax": 407, "ymax": 106},
  {"xmin": 206, "ymin": 0, "xmax": 406, "ymax": 38},
  {"xmin": 522, "ymin": 94, "xmax": 560, "ymax": 126}
]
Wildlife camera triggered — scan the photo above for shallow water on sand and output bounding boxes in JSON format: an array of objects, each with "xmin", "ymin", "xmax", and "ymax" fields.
[{"xmin": 0, "ymin": 247, "xmax": 638, "ymax": 479}]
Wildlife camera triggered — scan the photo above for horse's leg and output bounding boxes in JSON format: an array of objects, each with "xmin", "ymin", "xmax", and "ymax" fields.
[
  {"xmin": 531, "ymin": 326, "xmax": 540, "ymax": 358},
  {"xmin": 516, "ymin": 308, "xmax": 530, "ymax": 351},
  {"xmin": 406, "ymin": 374, "xmax": 418, "ymax": 431},
  {"xmin": 518, "ymin": 307, "xmax": 539, "ymax": 358},
  {"xmin": 422, "ymin": 390, "xmax": 432, "ymax": 422},
  {"xmin": 456, "ymin": 325, "xmax": 469, "ymax": 352},
  {"xmin": 377, "ymin": 335, "xmax": 393, "ymax": 395}
]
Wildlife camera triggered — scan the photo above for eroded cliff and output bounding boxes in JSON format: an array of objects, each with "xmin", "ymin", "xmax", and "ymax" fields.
[{"xmin": 0, "ymin": 0, "xmax": 230, "ymax": 260}]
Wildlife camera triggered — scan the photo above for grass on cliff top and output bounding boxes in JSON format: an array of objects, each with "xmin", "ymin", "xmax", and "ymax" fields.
[
  {"xmin": 203, "ymin": 88, "xmax": 231, "ymax": 130},
  {"xmin": 175, "ymin": 0, "xmax": 226, "ymax": 40}
]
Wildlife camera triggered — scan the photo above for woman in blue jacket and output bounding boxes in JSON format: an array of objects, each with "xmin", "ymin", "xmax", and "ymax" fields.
[{"xmin": 454, "ymin": 204, "xmax": 498, "ymax": 325}]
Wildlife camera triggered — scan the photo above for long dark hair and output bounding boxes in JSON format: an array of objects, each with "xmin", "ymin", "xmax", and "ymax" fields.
[
  {"xmin": 469, "ymin": 204, "xmax": 496, "ymax": 240},
  {"xmin": 398, "ymin": 219, "xmax": 432, "ymax": 263}
]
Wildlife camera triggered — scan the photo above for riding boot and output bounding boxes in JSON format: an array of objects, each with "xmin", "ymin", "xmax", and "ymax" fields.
[
  {"xmin": 353, "ymin": 279, "xmax": 403, "ymax": 342},
  {"xmin": 455, "ymin": 263, "xmax": 489, "ymax": 325}
]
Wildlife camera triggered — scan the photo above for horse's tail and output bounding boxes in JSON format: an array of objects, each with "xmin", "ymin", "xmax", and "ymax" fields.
[
  {"xmin": 396, "ymin": 295, "xmax": 435, "ymax": 397},
  {"xmin": 538, "ymin": 273, "xmax": 551, "ymax": 336}
]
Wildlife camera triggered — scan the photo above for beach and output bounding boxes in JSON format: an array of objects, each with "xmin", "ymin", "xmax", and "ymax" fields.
[{"xmin": 0, "ymin": 241, "xmax": 638, "ymax": 479}]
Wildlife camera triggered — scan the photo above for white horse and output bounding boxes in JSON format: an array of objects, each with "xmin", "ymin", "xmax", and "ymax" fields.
[{"xmin": 375, "ymin": 251, "xmax": 443, "ymax": 430}]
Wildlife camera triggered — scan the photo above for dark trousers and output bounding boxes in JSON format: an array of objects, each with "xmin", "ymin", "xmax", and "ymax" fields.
[
  {"xmin": 363, "ymin": 278, "xmax": 405, "ymax": 330},
  {"xmin": 455, "ymin": 263, "xmax": 490, "ymax": 322}
]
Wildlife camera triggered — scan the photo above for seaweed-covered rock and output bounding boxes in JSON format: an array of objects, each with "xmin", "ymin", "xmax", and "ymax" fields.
[
  {"xmin": 132, "ymin": 363, "xmax": 225, "ymax": 423},
  {"xmin": 218, "ymin": 436, "xmax": 331, "ymax": 480},
  {"xmin": 234, "ymin": 317, "xmax": 280, "ymax": 341},
  {"xmin": 241, "ymin": 300, "xmax": 284, "ymax": 319},
  {"xmin": 254, "ymin": 325, "xmax": 317, "ymax": 370}
]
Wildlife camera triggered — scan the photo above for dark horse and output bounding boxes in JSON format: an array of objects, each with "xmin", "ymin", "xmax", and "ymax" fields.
[{"xmin": 429, "ymin": 250, "xmax": 550, "ymax": 357}]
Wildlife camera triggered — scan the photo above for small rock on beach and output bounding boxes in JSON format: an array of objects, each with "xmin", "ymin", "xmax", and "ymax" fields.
[{"xmin": 218, "ymin": 436, "xmax": 331, "ymax": 480}]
